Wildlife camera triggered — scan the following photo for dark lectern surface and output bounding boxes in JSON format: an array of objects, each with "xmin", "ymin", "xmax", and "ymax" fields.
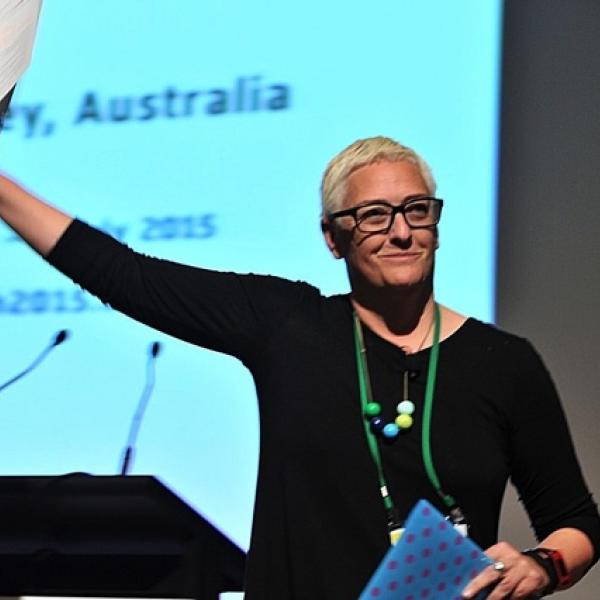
[{"xmin": 0, "ymin": 475, "xmax": 245, "ymax": 599}]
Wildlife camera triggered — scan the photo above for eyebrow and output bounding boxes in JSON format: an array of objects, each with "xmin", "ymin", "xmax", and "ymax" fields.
[{"xmin": 352, "ymin": 194, "xmax": 432, "ymax": 208}]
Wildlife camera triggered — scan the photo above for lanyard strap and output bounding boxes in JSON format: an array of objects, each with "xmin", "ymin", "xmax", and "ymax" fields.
[
  {"xmin": 421, "ymin": 304, "xmax": 457, "ymax": 509},
  {"xmin": 354, "ymin": 315, "xmax": 394, "ymax": 511},
  {"xmin": 353, "ymin": 303, "xmax": 458, "ymax": 520}
]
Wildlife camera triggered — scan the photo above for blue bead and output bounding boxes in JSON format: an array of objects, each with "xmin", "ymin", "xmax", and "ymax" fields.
[
  {"xmin": 383, "ymin": 423, "xmax": 400, "ymax": 438},
  {"xmin": 370, "ymin": 416, "xmax": 385, "ymax": 433}
]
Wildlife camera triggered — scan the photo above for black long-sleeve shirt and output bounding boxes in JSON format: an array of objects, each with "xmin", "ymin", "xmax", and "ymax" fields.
[{"xmin": 48, "ymin": 220, "xmax": 600, "ymax": 599}]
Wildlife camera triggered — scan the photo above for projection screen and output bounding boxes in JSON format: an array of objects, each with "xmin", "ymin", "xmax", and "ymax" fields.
[{"xmin": 0, "ymin": 1, "xmax": 502, "ymax": 549}]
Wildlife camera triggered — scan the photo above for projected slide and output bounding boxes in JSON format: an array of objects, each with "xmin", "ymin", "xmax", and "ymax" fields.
[{"xmin": 0, "ymin": 1, "xmax": 502, "ymax": 548}]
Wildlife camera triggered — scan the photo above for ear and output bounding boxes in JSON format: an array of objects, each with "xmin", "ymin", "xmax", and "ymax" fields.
[{"xmin": 321, "ymin": 218, "xmax": 344, "ymax": 259}]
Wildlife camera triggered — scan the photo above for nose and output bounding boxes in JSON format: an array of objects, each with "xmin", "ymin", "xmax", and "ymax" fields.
[{"xmin": 387, "ymin": 210, "xmax": 412, "ymax": 242}]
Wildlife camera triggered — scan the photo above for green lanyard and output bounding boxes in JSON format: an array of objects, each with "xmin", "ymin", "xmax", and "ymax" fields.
[{"xmin": 353, "ymin": 303, "xmax": 461, "ymax": 525}]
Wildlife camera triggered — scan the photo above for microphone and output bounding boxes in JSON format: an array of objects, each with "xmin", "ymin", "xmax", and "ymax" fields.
[
  {"xmin": 0, "ymin": 329, "xmax": 70, "ymax": 393},
  {"xmin": 54, "ymin": 329, "xmax": 69, "ymax": 346},
  {"xmin": 119, "ymin": 341, "xmax": 163, "ymax": 475}
]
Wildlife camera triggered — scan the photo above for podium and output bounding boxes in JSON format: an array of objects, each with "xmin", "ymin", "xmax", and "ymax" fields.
[{"xmin": 0, "ymin": 475, "xmax": 245, "ymax": 599}]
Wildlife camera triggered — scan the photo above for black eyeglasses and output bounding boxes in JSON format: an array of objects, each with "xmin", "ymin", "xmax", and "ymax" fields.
[{"xmin": 328, "ymin": 196, "xmax": 443, "ymax": 233}]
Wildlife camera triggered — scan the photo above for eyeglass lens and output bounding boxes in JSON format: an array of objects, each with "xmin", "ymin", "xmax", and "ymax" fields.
[{"xmin": 356, "ymin": 199, "xmax": 440, "ymax": 231}]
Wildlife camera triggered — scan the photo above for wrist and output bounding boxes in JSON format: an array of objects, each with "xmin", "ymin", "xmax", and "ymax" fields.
[{"xmin": 521, "ymin": 547, "xmax": 572, "ymax": 595}]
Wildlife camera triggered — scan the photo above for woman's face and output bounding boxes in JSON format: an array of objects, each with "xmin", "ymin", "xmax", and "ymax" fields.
[{"xmin": 325, "ymin": 160, "xmax": 438, "ymax": 292}]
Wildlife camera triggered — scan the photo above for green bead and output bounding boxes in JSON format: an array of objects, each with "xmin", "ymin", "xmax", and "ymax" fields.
[
  {"xmin": 395, "ymin": 413, "xmax": 413, "ymax": 430},
  {"xmin": 364, "ymin": 402, "xmax": 382, "ymax": 417}
]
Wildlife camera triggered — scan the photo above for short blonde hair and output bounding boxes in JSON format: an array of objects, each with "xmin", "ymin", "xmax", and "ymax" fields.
[{"xmin": 320, "ymin": 136, "xmax": 436, "ymax": 216}]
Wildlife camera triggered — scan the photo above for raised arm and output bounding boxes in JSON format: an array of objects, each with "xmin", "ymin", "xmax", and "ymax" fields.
[
  {"xmin": 0, "ymin": 174, "xmax": 73, "ymax": 256},
  {"xmin": 1, "ymin": 172, "xmax": 311, "ymax": 362}
]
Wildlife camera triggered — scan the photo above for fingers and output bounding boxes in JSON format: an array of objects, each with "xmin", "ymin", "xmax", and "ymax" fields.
[
  {"xmin": 462, "ymin": 558, "xmax": 504, "ymax": 597},
  {"xmin": 462, "ymin": 542, "xmax": 549, "ymax": 599}
]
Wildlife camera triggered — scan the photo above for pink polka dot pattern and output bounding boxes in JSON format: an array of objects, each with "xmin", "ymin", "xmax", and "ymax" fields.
[{"xmin": 359, "ymin": 499, "xmax": 492, "ymax": 600}]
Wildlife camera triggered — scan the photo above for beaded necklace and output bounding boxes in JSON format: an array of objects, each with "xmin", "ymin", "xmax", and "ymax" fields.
[
  {"xmin": 357, "ymin": 308, "xmax": 435, "ymax": 437},
  {"xmin": 352, "ymin": 303, "xmax": 467, "ymax": 543}
]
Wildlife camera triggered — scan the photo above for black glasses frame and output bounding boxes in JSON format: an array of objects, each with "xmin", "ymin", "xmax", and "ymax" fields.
[{"xmin": 328, "ymin": 196, "xmax": 444, "ymax": 233}]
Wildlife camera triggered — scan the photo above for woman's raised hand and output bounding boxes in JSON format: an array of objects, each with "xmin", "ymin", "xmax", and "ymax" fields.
[{"xmin": 0, "ymin": 174, "xmax": 73, "ymax": 256}]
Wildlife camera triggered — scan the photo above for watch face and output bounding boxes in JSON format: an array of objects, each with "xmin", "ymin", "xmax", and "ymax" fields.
[
  {"xmin": 524, "ymin": 547, "xmax": 572, "ymax": 591},
  {"xmin": 545, "ymin": 549, "xmax": 572, "ymax": 587}
]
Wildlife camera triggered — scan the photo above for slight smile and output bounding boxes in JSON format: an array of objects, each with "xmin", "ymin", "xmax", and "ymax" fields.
[{"xmin": 378, "ymin": 252, "xmax": 421, "ymax": 260}]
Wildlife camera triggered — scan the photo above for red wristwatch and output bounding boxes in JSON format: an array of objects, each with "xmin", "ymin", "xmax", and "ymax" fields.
[{"xmin": 522, "ymin": 547, "xmax": 572, "ymax": 593}]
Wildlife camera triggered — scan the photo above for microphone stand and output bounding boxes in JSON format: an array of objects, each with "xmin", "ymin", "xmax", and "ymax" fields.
[{"xmin": 119, "ymin": 342, "xmax": 161, "ymax": 475}]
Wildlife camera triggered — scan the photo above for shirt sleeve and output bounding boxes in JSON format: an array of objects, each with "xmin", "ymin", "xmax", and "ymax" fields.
[
  {"xmin": 46, "ymin": 219, "xmax": 310, "ymax": 365},
  {"xmin": 507, "ymin": 339, "xmax": 600, "ymax": 563}
]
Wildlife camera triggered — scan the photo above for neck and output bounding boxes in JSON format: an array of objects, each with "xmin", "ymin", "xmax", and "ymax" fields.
[{"xmin": 351, "ymin": 282, "xmax": 435, "ymax": 351}]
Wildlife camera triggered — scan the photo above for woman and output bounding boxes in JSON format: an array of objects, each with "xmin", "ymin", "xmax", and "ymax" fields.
[{"xmin": 1, "ymin": 136, "xmax": 599, "ymax": 599}]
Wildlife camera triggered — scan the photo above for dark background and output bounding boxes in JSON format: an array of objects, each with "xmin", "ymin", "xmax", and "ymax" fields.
[{"xmin": 497, "ymin": 1, "xmax": 600, "ymax": 596}]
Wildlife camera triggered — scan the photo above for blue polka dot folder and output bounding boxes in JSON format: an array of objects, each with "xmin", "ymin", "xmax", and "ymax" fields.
[{"xmin": 359, "ymin": 499, "xmax": 492, "ymax": 599}]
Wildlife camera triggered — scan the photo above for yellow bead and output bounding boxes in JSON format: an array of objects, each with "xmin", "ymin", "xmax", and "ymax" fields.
[{"xmin": 395, "ymin": 413, "xmax": 413, "ymax": 430}]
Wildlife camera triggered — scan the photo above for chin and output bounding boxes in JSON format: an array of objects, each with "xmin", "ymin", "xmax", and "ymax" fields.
[
  {"xmin": 381, "ymin": 269, "xmax": 432, "ymax": 289},
  {"xmin": 348, "ymin": 264, "xmax": 433, "ymax": 292},
  {"xmin": 384, "ymin": 278, "xmax": 427, "ymax": 289}
]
